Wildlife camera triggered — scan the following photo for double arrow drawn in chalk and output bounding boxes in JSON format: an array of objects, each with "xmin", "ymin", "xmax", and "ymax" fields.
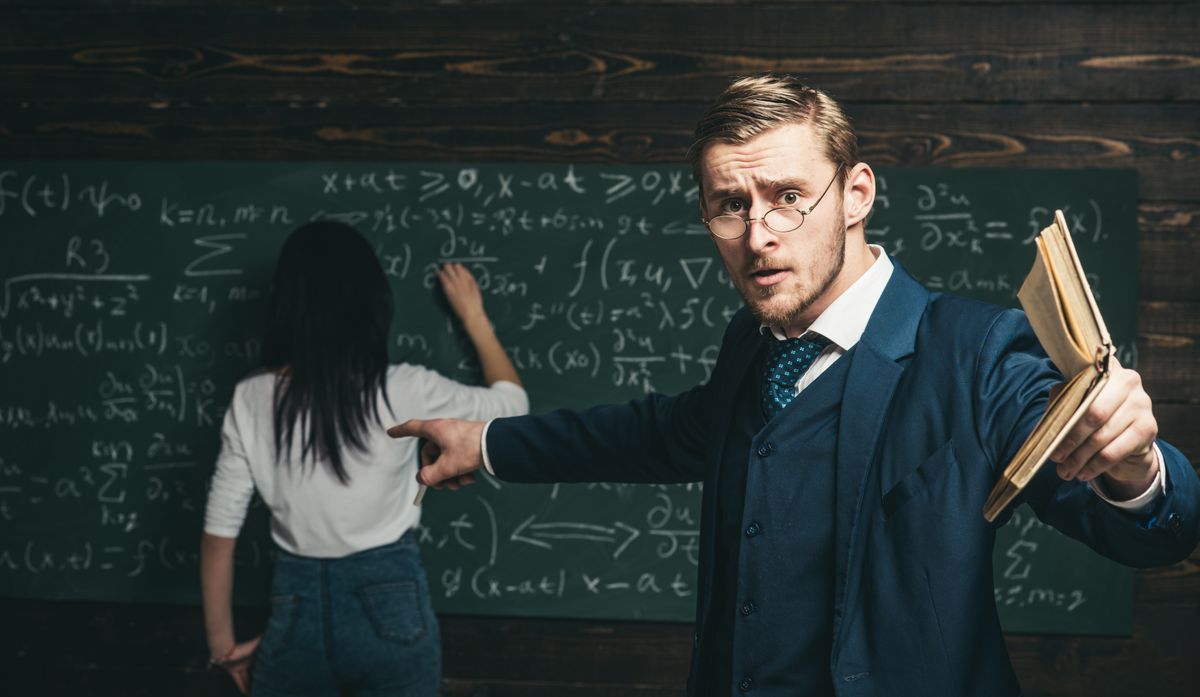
[{"xmin": 510, "ymin": 515, "xmax": 641, "ymax": 559}]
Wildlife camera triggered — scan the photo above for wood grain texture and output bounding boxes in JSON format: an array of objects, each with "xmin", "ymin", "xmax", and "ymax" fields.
[
  {"xmin": 1, "ymin": 4, "xmax": 1198, "ymax": 103},
  {"xmin": 6, "ymin": 597, "xmax": 1200, "ymax": 696},
  {"xmin": 0, "ymin": 1, "xmax": 1197, "ymax": 696},
  {"xmin": 1156, "ymin": 405, "xmax": 1200, "ymax": 466},
  {"xmin": 1, "ymin": 102, "xmax": 1197, "ymax": 199}
]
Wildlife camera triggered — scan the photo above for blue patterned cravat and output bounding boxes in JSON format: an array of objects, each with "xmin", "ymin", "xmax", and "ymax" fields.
[{"xmin": 761, "ymin": 332, "xmax": 831, "ymax": 419}]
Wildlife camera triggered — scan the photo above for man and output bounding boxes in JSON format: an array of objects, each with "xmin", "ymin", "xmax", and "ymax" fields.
[{"xmin": 389, "ymin": 75, "xmax": 1199, "ymax": 696}]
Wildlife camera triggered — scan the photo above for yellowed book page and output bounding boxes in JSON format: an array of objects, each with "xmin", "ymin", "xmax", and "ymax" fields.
[
  {"xmin": 1052, "ymin": 209, "xmax": 1111, "ymax": 350},
  {"xmin": 1018, "ymin": 238, "xmax": 1092, "ymax": 376},
  {"xmin": 1040, "ymin": 212, "xmax": 1111, "ymax": 365},
  {"xmin": 1040, "ymin": 232, "xmax": 1093, "ymax": 359}
]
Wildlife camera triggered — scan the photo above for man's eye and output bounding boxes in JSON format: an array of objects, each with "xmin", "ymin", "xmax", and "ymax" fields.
[
  {"xmin": 722, "ymin": 200, "xmax": 745, "ymax": 214},
  {"xmin": 781, "ymin": 192, "xmax": 800, "ymax": 206}
]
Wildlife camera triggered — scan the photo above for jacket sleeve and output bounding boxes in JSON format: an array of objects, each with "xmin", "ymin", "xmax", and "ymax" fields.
[
  {"xmin": 976, "ymin": 309, "xmax": 1200, "ymax": 567},
  {"xmin": 1022, "ymin": 439, "xmax": 1200, "ymax": 568},
  {"xmin": 483, "ymin": 307, "xmax": 759, "ymax": 485},
  {"xmin": 486, "ymin": 382, "xmax": 712, "ymax": 484}
]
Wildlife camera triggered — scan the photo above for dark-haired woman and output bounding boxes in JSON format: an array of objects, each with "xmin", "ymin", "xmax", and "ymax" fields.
[{"xmin": 200, "ymin": 221, "xmax": 527, "ymax": 696}]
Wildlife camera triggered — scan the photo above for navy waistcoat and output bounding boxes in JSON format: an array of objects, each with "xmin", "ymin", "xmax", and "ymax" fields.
[{"xmin": 698, "ymin": 344, "xmax": 853, "ymax": 696}]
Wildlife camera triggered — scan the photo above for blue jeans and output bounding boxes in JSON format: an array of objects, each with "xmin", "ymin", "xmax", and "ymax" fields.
[{"xmin": 251, "ymin": 532, "xmax": 441, "ymax": 697}]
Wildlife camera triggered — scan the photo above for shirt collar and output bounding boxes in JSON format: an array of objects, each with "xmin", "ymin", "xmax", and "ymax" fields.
[{"xmin": 761, "ymin": 244, "xmax": 894, "ymax": 351}]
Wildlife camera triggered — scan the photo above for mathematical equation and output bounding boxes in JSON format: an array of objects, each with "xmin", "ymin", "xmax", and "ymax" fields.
[{"xmin": 993, "ymin": 508, "xmax": 1087, "ymax": 613}]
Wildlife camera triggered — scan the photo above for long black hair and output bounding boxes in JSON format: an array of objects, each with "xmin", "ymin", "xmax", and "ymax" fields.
[{"xmin": 260, "ymin": 221, "xmax": 393, "ymax": 484}]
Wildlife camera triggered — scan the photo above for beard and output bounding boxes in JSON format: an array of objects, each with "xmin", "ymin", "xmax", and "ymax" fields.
[{"xmin": 737, "ymin": 218, "xmax": 847, "ymax": 328}]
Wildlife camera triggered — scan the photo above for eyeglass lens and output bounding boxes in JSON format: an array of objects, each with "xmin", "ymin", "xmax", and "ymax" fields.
[{"xmin": 708, "ymin": 207, "xmax": 807, "ymax": 239}]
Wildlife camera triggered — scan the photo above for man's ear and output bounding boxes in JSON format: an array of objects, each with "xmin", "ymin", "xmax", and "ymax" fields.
[{"xmin": 843, "ymin": 162, "xmax": 875, "ymax": 230}]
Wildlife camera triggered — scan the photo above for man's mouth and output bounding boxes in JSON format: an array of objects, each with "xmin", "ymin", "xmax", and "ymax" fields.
[{"xmin": 750, "ymin": 267, "xmax": 789, "ymax": 287}]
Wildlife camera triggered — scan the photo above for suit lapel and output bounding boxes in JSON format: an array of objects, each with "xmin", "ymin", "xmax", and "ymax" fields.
[{"xmin": 831, "ymin": 260, "xmax": 930, "ymax": 648}]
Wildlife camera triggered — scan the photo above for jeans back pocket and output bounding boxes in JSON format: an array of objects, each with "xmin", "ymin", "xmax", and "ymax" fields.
[{"xmin": 357, "ymin": 581, "xmax": 427, "ymax": 645}]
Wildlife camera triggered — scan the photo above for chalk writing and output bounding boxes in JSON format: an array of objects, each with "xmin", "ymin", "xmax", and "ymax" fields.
[{"xmin": 0, "ymin": 163, "xmax": 1139, "ymax": 632}]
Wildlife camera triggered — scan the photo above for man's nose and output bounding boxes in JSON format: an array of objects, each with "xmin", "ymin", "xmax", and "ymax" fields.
[{"xmin": 744, "ymin": 209, "xmax": 777, "ymax": 253}]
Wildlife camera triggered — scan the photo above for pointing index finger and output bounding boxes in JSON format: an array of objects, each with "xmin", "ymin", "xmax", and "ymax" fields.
[{"xmin": 387, "ymin": 419, "xmax": 428, "ymax": 439}]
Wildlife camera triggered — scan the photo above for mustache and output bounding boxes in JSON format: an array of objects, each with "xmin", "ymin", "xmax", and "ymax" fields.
[{"xmin": 745, "ymin": 257, "xmax": 791, "ymax": 274}]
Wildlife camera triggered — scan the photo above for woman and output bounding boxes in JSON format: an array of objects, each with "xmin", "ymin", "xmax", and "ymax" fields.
[{"xmin": 200, "ymin": 221, "xmax": 527, "ymax": 696}]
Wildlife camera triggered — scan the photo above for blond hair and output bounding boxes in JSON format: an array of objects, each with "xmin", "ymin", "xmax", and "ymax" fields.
[{"xmin": 688, "ymin": 74, "xmax": 857, "ymax": 189}]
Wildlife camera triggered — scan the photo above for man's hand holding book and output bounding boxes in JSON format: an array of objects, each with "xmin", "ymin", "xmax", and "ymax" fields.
[{"xmin": 984, "ymin": 210, "xmax": 1162, "ymax": 521}]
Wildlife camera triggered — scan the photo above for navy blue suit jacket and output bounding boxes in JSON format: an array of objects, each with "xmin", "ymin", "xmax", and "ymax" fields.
[{"xmin": 487, "ymin": 261, "xmax": 1200, "ymax": 696}]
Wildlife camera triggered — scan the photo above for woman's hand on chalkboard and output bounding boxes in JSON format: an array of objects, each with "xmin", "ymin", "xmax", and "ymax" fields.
[
  {"xmin": 438, "ymin": 262, "xmax": 487, "ymax": 328},
  {"xmin": 388, "ymin": 418, "xmax": 486, "ymax": 490},
  {"xmin": 211, "ymin": 634, "xmax": 261, "ymax": 694}
]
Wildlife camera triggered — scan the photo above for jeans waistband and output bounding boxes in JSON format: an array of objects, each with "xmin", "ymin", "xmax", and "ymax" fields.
[{"xmin": 275, "ymin": 529, "xmax": 417, "ymax": 566}]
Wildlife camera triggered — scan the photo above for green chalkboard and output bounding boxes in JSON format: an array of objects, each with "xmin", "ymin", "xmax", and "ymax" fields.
[{"xmin": 0, "ymin": 162, "xmax": 1138, "ymax": 635}]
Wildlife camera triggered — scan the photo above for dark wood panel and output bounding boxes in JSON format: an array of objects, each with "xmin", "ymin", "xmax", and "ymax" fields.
[
  {"xmin": 1138, "ymin": 204, "xmax": 1200, "ymax": 301},
  {"xmin": 1004, "ymin": 601, "xmax": 1200, "ymax": 697},
  {"xmin": 1140, "ymin": 202, "xmax": 1200, "ymax": 234},
  {"xmin": 1, "ymin": 102, "xmax": 1197, "ymax": 201},
  {"xmin": 1140, "ymin": 232, "xmax": 1200, "ymax": 301},
  {"xmin": 0, "ymin": 100, "xmax": 704, "ymax": 162},
  {"xmin": 1140, "ymin": 299, "xmax": 1200, "ymax": 343},
  {"xmin": 854, "ymin": 107, "xmax": 1198, "ymax": 203},
  {"xmin": 1138, "ymin": 546, "xmax": 1200, "ymax": 603},
  {"xmin": 442, "ymin": 680, "xmax": 684, "ymax": 697},
  {"xmin": 1139, "ymin": 332, "xmax": 1200, "ymax": 404},
  {"xmin": 440, "ymin": 616, "xmax": 691, "ymax": 684},
  {"xmin": 0, "ymin": 599, "xmax": 262, "ymax": 671},
  {"xmin": 1, "ymin": 4, "xmax": 1198, "ymax": 103},
  {"xmin": 0, "ymin": 668, "xmax": 233, "ymax": 697},
  {"xmin": 1139, "ymin": 202, "xmax": 1200, "ymax": 300},
  {"xmin": 5, "ymin": 597, "xmax": 1200, "ymax": 696},
  {"xmin": 1156, "ymin": 404, "xmax": 1200, "ymax": 464}
]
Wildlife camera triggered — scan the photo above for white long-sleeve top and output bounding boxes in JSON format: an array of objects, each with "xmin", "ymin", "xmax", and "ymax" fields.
[{"xmin": 204, "ymin": 364, "xmax": 529, "ymax": 558}]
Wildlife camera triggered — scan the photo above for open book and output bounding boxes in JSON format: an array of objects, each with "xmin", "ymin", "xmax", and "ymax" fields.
[{"xmin": 982, "ymin": 210, "xmax": 1114, "ymax": 522}]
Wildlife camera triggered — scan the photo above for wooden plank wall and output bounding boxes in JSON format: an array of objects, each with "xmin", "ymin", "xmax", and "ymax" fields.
[{"xmin": 1, "ymin": 1, "xmax": 1196, "ymax": 695}]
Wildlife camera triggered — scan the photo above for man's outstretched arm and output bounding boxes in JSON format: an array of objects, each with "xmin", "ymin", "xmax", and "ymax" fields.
[{"xmin": 389, "ymin": 383, "xmax": 713, "ymax": 491}]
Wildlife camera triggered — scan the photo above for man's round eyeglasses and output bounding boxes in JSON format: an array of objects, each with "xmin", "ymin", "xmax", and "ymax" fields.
[{"xmin": 702, "ymin": 166, "xmax": 843, "ymax": 240}]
